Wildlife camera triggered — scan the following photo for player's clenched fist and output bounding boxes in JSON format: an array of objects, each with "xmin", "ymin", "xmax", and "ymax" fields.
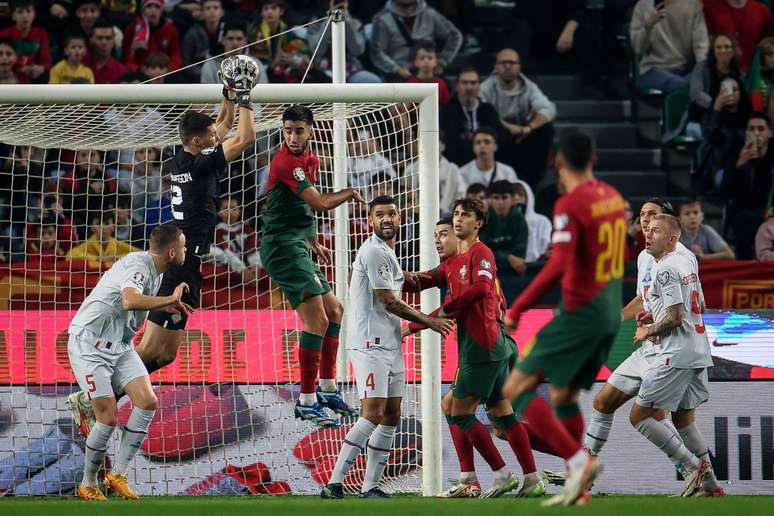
[{"xmin": 427, "ymin": 316, "xmax": 454, "ymax": 337}]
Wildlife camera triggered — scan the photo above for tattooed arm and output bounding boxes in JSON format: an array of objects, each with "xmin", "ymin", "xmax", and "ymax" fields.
[
  {"xmin": 375, "ymin": 290, "xmax": 454, "ymax": 337},
  {"xmin": 634, "ymin": 303, "xmax": 684, "ymax": 342}
]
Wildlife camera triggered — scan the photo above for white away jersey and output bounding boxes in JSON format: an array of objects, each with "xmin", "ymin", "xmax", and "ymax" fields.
[
  {"xmin": 647, "ymin": 250, "xmax": 712, "ymax": 369},
  {"xmin": 69, "ymin": 252, "xmax": 163, "ymax": 348},
  {"xmin": 346, "ymin": 233, "xmax": 404, "ymax": 351}
]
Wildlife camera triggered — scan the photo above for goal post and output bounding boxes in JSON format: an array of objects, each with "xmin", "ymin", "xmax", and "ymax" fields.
[{"xmin": 0, "ymin": 82, "xmax": 442, "ymax": 496}]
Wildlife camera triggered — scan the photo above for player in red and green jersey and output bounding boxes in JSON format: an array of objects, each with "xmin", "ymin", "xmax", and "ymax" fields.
[
  {"xmin": 407, "ymin": 200, "xmax": 540, "ymax": 498},
  {"xmin": 259, "ymin": 105, "xmax": 365, "ymax": 428},
  {"xmin": 502, "ymin": 129, "xmax": 626, "ymax": 507}
]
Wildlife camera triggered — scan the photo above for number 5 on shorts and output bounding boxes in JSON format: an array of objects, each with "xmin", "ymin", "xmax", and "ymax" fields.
[{"xmin": 85, "ymin": 373, "xmax": 96, "ymax": 393}]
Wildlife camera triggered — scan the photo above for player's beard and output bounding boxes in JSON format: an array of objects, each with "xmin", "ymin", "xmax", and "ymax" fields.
[{"xmin": 375, "ymin": 222, "xmax": 396, "ymax": 241}]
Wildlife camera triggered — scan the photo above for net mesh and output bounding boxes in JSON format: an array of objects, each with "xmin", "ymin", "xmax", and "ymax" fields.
[{"xmin": 0, "ymin": 100, "xmax": 427, "ymax": 496}]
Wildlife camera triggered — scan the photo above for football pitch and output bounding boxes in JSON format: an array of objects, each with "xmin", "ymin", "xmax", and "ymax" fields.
[{"xmin": 2, "ymin": 495, "xmax": 774, "ymax": 516}]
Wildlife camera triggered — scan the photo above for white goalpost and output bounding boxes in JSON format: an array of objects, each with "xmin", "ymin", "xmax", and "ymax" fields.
[{"xmin": 0, "ymin": 81, "xmax": 441, "ymax": 496}]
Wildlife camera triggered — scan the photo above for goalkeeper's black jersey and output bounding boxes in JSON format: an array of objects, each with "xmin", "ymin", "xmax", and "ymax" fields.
[{"xmin": 166, "ymin": 145, "xmax": 227, "ymax": 252}]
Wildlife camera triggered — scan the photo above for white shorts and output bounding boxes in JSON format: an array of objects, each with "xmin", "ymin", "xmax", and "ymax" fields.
[
  {"xmin": 349, "ymin": 346, "xmax": 405, "ymax": 399},
  {"xmin": 68, "ymin": 330, "xmax": 148, "ymax": 399},
  {"xmin": 607, "ymin": 346, "xmax": 656, "ymax": 396},
  {"xmin": 635, "ymin": 361, "xmax": 709, "ymax": 412}
]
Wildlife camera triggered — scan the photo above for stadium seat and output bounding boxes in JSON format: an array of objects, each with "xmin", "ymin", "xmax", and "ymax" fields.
[
  {"xmin": 661, "ymin": 87, "xmax": 697, "ymax": 147},
  {"xmin": 628, "ymin": 50, "xmax": 664, "ymax": 123}
]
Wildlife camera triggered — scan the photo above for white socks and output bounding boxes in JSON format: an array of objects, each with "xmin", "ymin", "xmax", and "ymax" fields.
[
  {"xmin": 679, "ymin": 423, "xmax": 719, "ymax": 488},
  {"xmin": 299, "ymin": 392, "xmax": 318, "ymax": 406},
  {"xmin": 634, "ymin": 418, "xmax": 699, "ymax": 472},
  {"xmin": 319, "ymin": 379, "xmax": 337, "ymax": 392},
  {"xmin": 83, "ymin": 422, "xmax": 116, "ymax": 487},
  {"xmin": 362, "ymin": 425, "xmax": 396, "ymax": 493},
  {"xmin": 584, "ymin": 409, "xmax": 614, "ymax": 454},
  {"xmin": 330, "ymin": 418, "xmax": 376, "ymax": 484},
  {"xmin": 459, "ymin": 471, "xmax": 477, "ymax": 483},
  {"xmin": 492, "ymin": 466, "xmax": 510, "ymax": 483},
  {"xmin": 113, "ymin": 407, "xmax": 155, "ymax": 476}
]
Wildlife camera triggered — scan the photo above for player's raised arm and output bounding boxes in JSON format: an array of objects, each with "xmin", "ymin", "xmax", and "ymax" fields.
[
  {"xmin": 213, "ymin": 95, "xmax": 236, "ymax": 141},
  {"xmin": 299, "ymin": 185, "xmax": 365, "ymax": 212},
  {"xmin": 219, "ymin": 55, "xmax": 258, "ymax": 162}
]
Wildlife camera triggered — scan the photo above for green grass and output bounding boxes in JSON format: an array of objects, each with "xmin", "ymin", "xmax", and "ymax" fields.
[{"xmin": 1, "ymin": 496, "xmax": 774, "ymax": 516}]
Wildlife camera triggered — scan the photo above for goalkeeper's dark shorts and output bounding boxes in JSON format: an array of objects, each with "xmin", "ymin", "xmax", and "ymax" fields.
[{"xmin": 147, "ymin": 252, "xmax": 202, "ymax": 331}]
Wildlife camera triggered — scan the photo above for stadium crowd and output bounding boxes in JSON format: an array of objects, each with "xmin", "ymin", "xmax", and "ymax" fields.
[{"xmin": 2, "ymin": 0, "xmax": 774, "ymax": 298}]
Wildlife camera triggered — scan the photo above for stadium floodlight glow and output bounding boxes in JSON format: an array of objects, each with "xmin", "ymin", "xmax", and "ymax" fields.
[{"xmin": 0, "ymin": 82, "xmax": 442, "ymax": 496}]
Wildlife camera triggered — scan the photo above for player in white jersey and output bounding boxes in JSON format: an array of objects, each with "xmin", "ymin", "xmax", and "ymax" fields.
[
  {"xmin": 320, "ymin": 196, "xmax": 453, "ymax": 499},
  {"xmin": 68, "ymin": 224, "xmax": 191, "ymax": 501},
  {"xmin": 630, "ymin": 214, "xmax": 714, "ymax": 497}
]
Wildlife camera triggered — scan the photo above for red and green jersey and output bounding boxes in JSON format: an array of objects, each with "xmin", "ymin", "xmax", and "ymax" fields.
[
  {"xmin": 509, "ymin": 179, "xmax": 625, "ymax": 329},
  {"xmin": 430, "ymin": 241, "xmax": 512, "ymax": 363},
  {"xmin": 262, "ymin": 143, "xmax": 320, "ymax": 243}
]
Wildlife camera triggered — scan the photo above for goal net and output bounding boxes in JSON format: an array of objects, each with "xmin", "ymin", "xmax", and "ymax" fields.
[{"xmin": 0, "ymin": 83, "xmax": 441, "ymax": 497}]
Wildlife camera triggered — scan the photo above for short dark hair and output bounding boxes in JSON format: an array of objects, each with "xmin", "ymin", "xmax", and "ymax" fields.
[
  {"xmin": 677, "ymin": 198, "xmax": 701, "ymax": 214},
  {"xmin": 223, "ymin": 19, "xmax": 247, "ymax": 37},
  {"xmin": 472, "ymin": 126, "xmax": 499, "ymax": 142},
  {"xmin": 11, "ymin": 0, "xmax": 34, "ymax": 11},
  {"xmin": 179, "ymin": 110, "xmax": 215, "ymax": 145},
  {"xmin": 466, "ymin": 183, "xmax": 488, "ymax": 197},
  {"xmin": 369, "ymin": 195, "xmax": 397, "ymax": 214},
  {"xmin": 436, "ymin": 217, "xmax": 452, "ymax": 226},
  {"xmin": 76, "ymin": 0, "xmax": 101, "ymax": 8},
  {"xmin": 457, "ymin": 66, "xmax": 479, "ymax": 80},
  {"xmin": 557, "ymin": 128, "xmax": 595, "ymax": 171},
  {"xmin": 143, "ymin": 51, "xmax": 170, "ymax": 69},
  {"xmin": 149, "ymin": 223, "xmax": 182, "ymax": 251},
  {"xmin": 88, "ymin": 211, "xmax": 114, "ymax": 225},
  {"xmin": 489, "ymin": 180, "xmax": 515, "ymax": 196},
  {"xmin": 0, "ymin": 38, "xmax": 16, "ymax": 51},
  {"xmin": 642, "ymin": 197, "xmax": 675, "ymax": 216},
  {"xmin": 282, "ymin": 105, "xmax": 314, "ymax": 126},
  {"xmin": 262, "ymin": 0, "xmax": 286, "ymax": 10},
  {"xmin": 748, "ymin": 111, "xmax": 771, "ymax": 127},
  {"xmin": 412, "ymin": 40, "xmax": 436, "ymax": 60},
  {"xmin": 63, "ymin": 32, "xmax": 87, "ymax": 48},
  {"xmin": 92, "ymin": 18, "xmax": 113, "ymax": 32},
  {"xmin": 452, "ymin": 197, "xmax": 487, "ymax": 227},
  {"xmin": 119, "ymin": 71, "xmax": 146, "ymax": 84}
]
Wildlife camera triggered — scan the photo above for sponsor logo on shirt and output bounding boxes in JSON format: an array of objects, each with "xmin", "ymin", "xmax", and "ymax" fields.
[{"xmin": 293, "ymin": 167, "xmax": 306, "ymax": 181}]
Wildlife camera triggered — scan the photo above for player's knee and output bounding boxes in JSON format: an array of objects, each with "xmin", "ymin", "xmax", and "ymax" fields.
[
  {"xmin": 326, "ymin": 300, "xmax": 343, "ymax": 324},
  {"xmin": 95, "ymin": 409, "xmax": 119, "ymax": 427},
  {"xmin": 593, "ymin": 391, "xmax": 613, "ymax": 413},
  {"xmin": 441, "ymin": 394, "xmax": 452, "ymax": 416},
  {"xmin": 137, "ymin": 393, "xmax": 158, "ymax": 411}
]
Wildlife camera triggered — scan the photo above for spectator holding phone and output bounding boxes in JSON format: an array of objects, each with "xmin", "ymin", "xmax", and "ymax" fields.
[{"xmin": 630, "ymin": 0, "xmax": 708, "ymax": 93}]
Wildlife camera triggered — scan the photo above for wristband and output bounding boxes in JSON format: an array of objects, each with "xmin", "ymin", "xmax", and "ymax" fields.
[
  {"xmin": 236, "ymin": 91, "xmax": 252, "ymax": 110},
  {"xmin": 222, "ymin": 86, "xmax": 236, "ymax": 102}
]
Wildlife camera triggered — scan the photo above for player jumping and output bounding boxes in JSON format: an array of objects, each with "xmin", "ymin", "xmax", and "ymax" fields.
[
  {"xmin": 68, "ymin": 224, "xmax": 191, "ymax": 500},
  {"xmin": 260, "ymin": 105, "xmax": 366, "ymax": 427},
  {"xmin": 503, "ymin": 129, "xmax": 626, "ymax": 506},
  {"xmin": 67, "ymin": 55, "xmax": 260, "ymax": 433},
  {"xmin": 629, "ymin": 214, "xmax": 714, "ymax": 496},
  {"xmin": 320, "ymin": 196, "xmax": 453, "ymax": 499}
]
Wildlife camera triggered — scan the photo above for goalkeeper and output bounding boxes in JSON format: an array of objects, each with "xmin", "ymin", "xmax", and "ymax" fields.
[
  {"xmin": 68, "ymin": 55, "xmax": 260, "ymax": 434},
  {"xmin": 260, "ymin": 105, "xmax": 365, "ymax": 428}
]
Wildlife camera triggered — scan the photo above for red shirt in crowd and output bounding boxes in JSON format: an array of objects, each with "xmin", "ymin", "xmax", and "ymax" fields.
[
  {"xmin": 407, "ymin": 75, "xmax": 452, "ymax": 104},
  {"xmin": 122, "ymin": 17, "xmax": 182, "ymax": 70},
  {"xmin": 703, "ymin": 0, "xmax": 774, "ymax": 70},
  {"xmin": 0, "ymin": 25, "xmax": 52, "ymax": 70},
  {"xmin": 83, "ymin": 53, "xmax": 130, "ymax": 84}
]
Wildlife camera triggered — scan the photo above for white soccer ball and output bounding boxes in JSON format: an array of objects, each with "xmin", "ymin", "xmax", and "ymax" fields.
[{"xmin": 220, "ymin": 54, "xmax": 260, "ymax": 91}]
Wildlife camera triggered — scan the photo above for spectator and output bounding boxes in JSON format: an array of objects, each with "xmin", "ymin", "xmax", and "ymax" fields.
[
  {"xmin": 35, "ymin": 192, "xmax": 78, "ymax": 254},
  {"xmin": 209, "ymin": 196, "xmax": 262, "ymax": 282},
  {"xmin": 402, "ymin": 130, "xmax": 464, "ymax": 215},
  {"xmin": 65, "ymin": 212, "xmax": 140, "ymax": 269},
  {"xmin": 481, "ymin": 180, "xmax": 529, "ymax": 275},
  {"xmin": 144, "ymin": 173, "xmax": 173, "ymax": 234},
  {"xmin": 71, "ymin": 0, "xmax": 102, "ymax": 37},
  {"xmin": 0, "ymin": 146, "xmax": 45, "ymax": 256},
  {"xmin": 369, "ymin": 0, "xmax": 462, "ymax": 80},
  {"xmin": 624, "ymin": 198, "xmax": 644, "ymax": 263},
  {"xmin": 687, "ymin": 33, "xmax": 741, "ymax": 140},
  {"xmin": 405, "ymin": 41, "xmax": 450, "ymax": 104},
  {"xmin": 117, "ymin": 147, "xmax": 163, "ymax": 209},
  {"xmin": 480, "ymin": 48, "xmax": 556, "ymax": 187},
  {"xmin": 347, "ymin": 128, "xmax": 397, "ymax": 200},
  {"xmin": 123, "ymin": 0, "xmax": 183, "ymax": 71},
  {"xmin": 678, "ymin": 198, "xmax": 735, "ymax": 260},
  {"xmin": 249, "ymin": 0, "xmax": 314, "ymax": 83},
  {"xmin": 513, "ymin": 179, "xmax": 551, "ymax": 263},
  {"xmin": 0, "ymin": 38, "xmax": 25, "ymax": 84},
  {"xmin": 630, "ymin": 0, "xmax": 708, "ymax": 94},
  {"xmin": 200, "ymin": 20, "xmax": 269, "ymax": 85},
  {"xmin": 101, "ymin": 0, "xmax": 138, "ymax": 29},
  {"xmin": 26, "ymin": 223, "xmax": 67, "ymax": 264},
  {"xmin": 181, "ymin": 0, "xmax": 224, "ymax": 83},
  {"xmin": 306, "ymin": 0, "xmax": 380, "ymax": 83},
  {"xmin": 755, "ymin": 216, "xmax": 774, "ymax": 260},
  {"xmin": 140, "ymin": 50, "xmax": 169, "ymax": 83},
  {"xmin": 366, "ymin": 171, "xmax": 396, "ymax": 201},
  {"xmin": 114, "ymin": 194, "xmax": 144, "ymax": 248},
  {"xmin": 458, "ymin": 127, "xmax": 518, "ymax": 191},
  {"xmin": 84, "ymin": 18, "xmax": 129, "ymax": 84},
  {"xmin": 0, "ymin": 0, "xmax": 52, "ymax": 82},
  {"xmin": 748, "ymin": 37, "xmax": 774, "ymax": 117},
  {"xmin": 465, "ymin": 182, "xmax": 487, "ymax": 208},
  {"xmin": 440, "ymin": 66, "xmax": 505, "ymax": 167},
  {"xmin": 49, "ymin": 33, "xmax": 94, "ymax": 84},
  {"xmin": 703, "ymin": 0, "xmax": 774, "ymax": 71},
  {"xmin": 724, "ymin": 112, "xmax": 774, "ymax": 260},
  {"xmin": 701, "ymin": 77, "xmax": 750, "ymax": 189},
  {"xmin": 169, "ymin": 1, "xmax": 204, "ymax": 38}
]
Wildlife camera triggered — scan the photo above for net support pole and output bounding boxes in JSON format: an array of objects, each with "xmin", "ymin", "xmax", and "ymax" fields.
[
  {"xmin": 418, "ymin": 89, "xmax": 441, "ymax": 496},
  {"xmin": 331, "ymin": 9, "xmax": 350, "ymax": 382}
]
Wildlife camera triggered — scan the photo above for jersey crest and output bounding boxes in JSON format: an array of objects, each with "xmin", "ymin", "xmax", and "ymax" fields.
[
  {"xmin": 377, "ymin": 261, "xmax": 390, "ymax": 280},
  {"xmin": 293, "ymin": 167, "xmax": 306, "ymax": 181},
  {"xmin": 201, "ymin": 147, "xmax": 215, "ymax": 155},
  {"xmin": 459, "ymin": 264, "xmax": 468, "ymax": 280},
  {"xmin": 132, "ymin": 271, "xmax": 146, "ymax": 285},
  {"xmin": 657, "ymin": 270, "xmax": 670, "ymax": 286},
  {"xmin": 553, "ymin": 213, "xmax": 568, "ymax": 230},
  {"xmin": 480, "ymin": 258, "xmax": 491, "ymax": 270}
]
